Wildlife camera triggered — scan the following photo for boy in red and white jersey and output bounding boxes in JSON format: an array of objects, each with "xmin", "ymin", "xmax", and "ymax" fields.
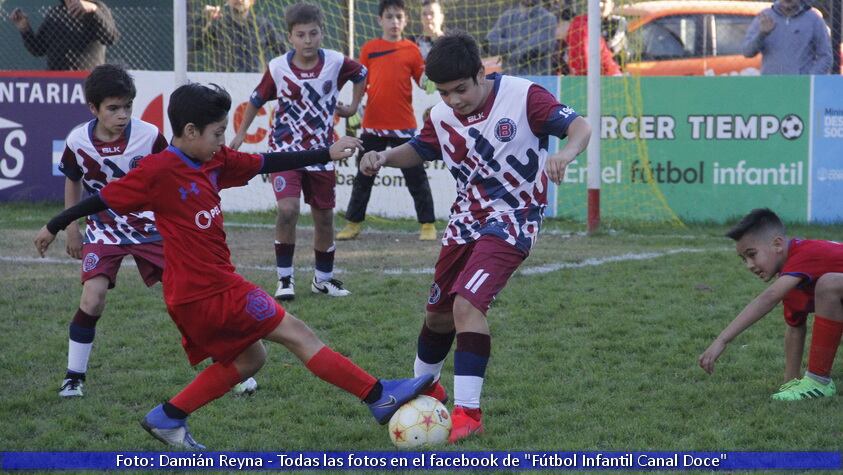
[
  {"xmin": 35, "ymin": 83, "xmax": 432, "ymax": 449},
  {"xmin": 231, "ymin": 2, "xmax": 366, "ymax": 302},
  {"xmin": 358, "ymin": 32, "xmax": 591, "ymax": 442},
  {"xmin": 56, "ymin": 64, "xmax": 167, "ymax": 398},
  {"xmin": 700, "ymin": 208, "xmax": 843, "ymax": 401}
]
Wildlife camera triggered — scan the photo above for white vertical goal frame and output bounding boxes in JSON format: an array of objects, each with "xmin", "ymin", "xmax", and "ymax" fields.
[{"xmin": 586, "ymin": 0, "xmax": 601, "ymax": 233}]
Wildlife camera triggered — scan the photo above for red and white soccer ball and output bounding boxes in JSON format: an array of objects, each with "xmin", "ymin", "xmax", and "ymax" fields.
[{"xmin": 388, "ymin": 396, "xmax": 451, "ymax": 448}]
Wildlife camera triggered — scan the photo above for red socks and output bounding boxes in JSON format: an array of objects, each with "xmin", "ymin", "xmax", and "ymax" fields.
[
  {"xmin": 169, "ymin": 361, "xmax": 243, "ymax": 415},
  {"xmin": 807, "ymin": 315, "xmax": 843, "ymax": 378},
  {"xmin": 305, "ymin": 346, "xmax": 377, "ymax": 400}
]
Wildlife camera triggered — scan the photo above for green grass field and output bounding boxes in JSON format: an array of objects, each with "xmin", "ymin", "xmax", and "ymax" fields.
[{"xmin": 2, "ymin": 202, "xmax": 842, "ymax": 455}]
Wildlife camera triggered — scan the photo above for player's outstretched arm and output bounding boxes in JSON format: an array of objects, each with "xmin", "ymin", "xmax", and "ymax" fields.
[
  {"xmin": 259, "ymin": 136, "xmax": 362, "ymax": 174},
  {"xmin": 546, "ymin": 116, "xmax": 591, "ymax": 184},
  {"xmin": 698, "ymin": 274, "xmax": 802, "ymax": 374},
  {"xmin": 63, "ymin": 177, "xmax": 84, "ymax": 260},
  {"xmin": 35, "ymin": 195, "xmax": 108, "ymax": 257},
  {"xmin": 360, "ymin": 143, "xmax": 423, "ymax": 176},
  {"xmin": 230, "ymin": 102, "xmax": 261, "ymax": 150}
]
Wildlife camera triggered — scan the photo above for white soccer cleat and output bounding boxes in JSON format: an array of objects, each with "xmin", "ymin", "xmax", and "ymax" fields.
[
  {"xmin": 311, "ymin": 277, "xmax": 350, "ymax": 297},
  {"xmin": 274, "ymin": 276, "xmax": 295, "ymax": 301},
  {"xmin": 231, "ymin": 377, "xmax": 258, "ymax": 396},
  {"xmin": 59, "ymin": 378, "xmax": 84, "ymax": 398}
]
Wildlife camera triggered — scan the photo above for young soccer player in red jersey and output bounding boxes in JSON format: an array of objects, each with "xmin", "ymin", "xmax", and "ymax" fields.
[
  {"xmin": 35, "ymin": 83, "xmax": 433, "ymax": 449},
  {"xmin": 357, "ymin": 32, "xmax": 591, "ymax": 443},
  {"xmin": 337, "ymin": 0, "xmax": 437, "ymax": 242},
  {"xmin": 56, "ymin": 64, "xmax": 168, "ymax": 398},
  {"xmin": 699, "ymin": 208, "xmax": 843, "ymax": 400},
  {"xmin": 231, "ymin": 2, "xmax": 365, "ymax": 302}
]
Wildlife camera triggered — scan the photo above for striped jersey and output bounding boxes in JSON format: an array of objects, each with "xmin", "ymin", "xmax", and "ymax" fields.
[{"xmin": 59, "ymin": 118, "xmax": 167, "ymax": 245}]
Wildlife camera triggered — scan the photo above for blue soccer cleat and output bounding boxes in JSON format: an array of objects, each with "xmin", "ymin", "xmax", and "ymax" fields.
[
  {"xmin": 140, "ymin": 404, "xmax": 206, "ymax": 449},
  {"xmin": 368, "ymin": 374, "xmax": 434, "ymax": 424}
]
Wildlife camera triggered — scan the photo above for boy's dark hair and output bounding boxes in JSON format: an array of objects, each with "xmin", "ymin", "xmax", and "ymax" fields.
[
  {"xmin": 379, "ymin": 0, "xmax": 405, "ymax": 16},
  {"xmin": 84, "ymin": 64, "xmax": 136, "ymax": 109},
  {"xmin": 421, "ymin": 0, "xmax": 440, "ymax": 7},
  {"xmin": 425, "ymin": 32, "xmax": 482, "ymax": 84},
  {"xmin": 168, "ymin": 83, "xmax": 231, "ymax": 137},
  {"xmin": 725, "ymin": 208, "xmax": 786, "ymax": 241},
  {"xmin": 285, "ymin": 2, "xmax": 323, "ymax": 32}
]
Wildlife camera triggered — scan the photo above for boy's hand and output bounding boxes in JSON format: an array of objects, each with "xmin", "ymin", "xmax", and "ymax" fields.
[
  {"xmin": 360, "ymin": 151, "xmax": 386, "ymax": 176},
  {"xmin": 335, "ymin": 102, "xmax": 357, "ymax": 118},
  {"xmin": 9, "ymin": 8, "xmax": 30, "ymax": 32},
  {"xmin": 698, "ymin": 339, "xmax": 726, "ymax": 374},
  {"xmin": 329, "ymin": 136, "xmax": 362, "ymax": 160},
  {"xmin": 34, "ymin": 226, "xmax": 57, "ymax": 258},
  {"xmin": 546, "ymin": 149, "xmax": 577, "ymax": 185},
  {"xmin": 65, "ymin": 227, "xmax": 83, "ymax": 260}
]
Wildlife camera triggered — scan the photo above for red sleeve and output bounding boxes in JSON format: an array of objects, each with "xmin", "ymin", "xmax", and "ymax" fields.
[
  {"xmin": 338, "ymin": 56, "xmax": 367, "ymax": 89},
  {"xmin": 249, "ymin": 69, "xmax": 277, "ymax": 107},
  {"xmin": 780, "ymin": 242, "xmax": 822, "ymax": 284},
  {"xmin": 100, "ymin": 159, "xmax": 157, "ymax": 214},
  {"xmin": 152, "ymin": 134, "xmax": 168, "ymax": 153},
  {"xmin": 58, "ymin": 145, "xmax": 82, "ymax": 181},
  {"xmin": 600, "ymin": 38, "xmax": 622, "ymax": 76},
  {"xmin": 408, "ymin": 116, "xmax": 442, "ymax": 161},
  {"xmin": 216, "ymin": 146, "xmax": 264, "ymax": 189},
  {"xmin": 527, "ymin": 84, "xmax": 579, "ymax": 138}
]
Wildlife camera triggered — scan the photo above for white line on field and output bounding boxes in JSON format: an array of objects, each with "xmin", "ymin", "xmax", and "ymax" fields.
[{"xmin": 1, "ymin": 247, "xmax": 724, "ymax": 277}]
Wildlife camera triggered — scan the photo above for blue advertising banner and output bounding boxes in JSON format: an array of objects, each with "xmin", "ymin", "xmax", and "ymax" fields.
[
  {"xmin": 1, "ymin": 451, "xmax": 840, "ymax": 471},
  {"xmin": 0, "ymin": 71, "xmax": 90, "ymax": 201},
  {"xmin": 809, "ymin": 75, "xmax": 843, "ymax": 222}
]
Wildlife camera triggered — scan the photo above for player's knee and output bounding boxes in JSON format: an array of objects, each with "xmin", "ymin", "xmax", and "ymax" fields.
[
  {"xmin": 276, "ymin": 201, "xmax": 300, "ymax": 223},
  {"xmin": 815, "ymin": 273, "xmax": 843, "ymax": 300},
  {"xmin": 452, "ymin": 295, "xmax": 485, "ymax": 325},
  {"xmin": 425, "ymin": 311, "xmax": 455, "ymax": 333}
]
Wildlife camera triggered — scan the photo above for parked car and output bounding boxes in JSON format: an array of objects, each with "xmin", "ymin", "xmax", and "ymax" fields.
[{"xmin": 619, "ymin": 0, "xmax": 771, "ymax": 76}]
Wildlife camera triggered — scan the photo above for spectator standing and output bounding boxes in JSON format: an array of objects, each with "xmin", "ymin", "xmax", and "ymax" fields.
[
  {"xmin": 194, "ymin": 0, "xmax": 285, "ymax": 72},
  {"xmin": 742, "ymin": 0, "xmax": 832, "ymax": 75},
  {"xmin": 415, "ymin": 0, "xmax": 445, "ymax": 60},
  {"xmin": 336, "ymin": 0, "xmax": 437, "ymax": 242},
  {"xmin": 485, "ymin": 0, "xmax": 557, "ymax": 76},
  {"xmin": 9, "ymin": 0, "xmax": 118, "ymax": 71},
  {"xmin": 565, "ymin": 0, "xmax": 622, "ymax": 76}
]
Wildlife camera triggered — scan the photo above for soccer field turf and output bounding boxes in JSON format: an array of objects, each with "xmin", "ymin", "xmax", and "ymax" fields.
[{"xmin": 1, "ymin": 203, "xmax": 842, "ymax": 451}]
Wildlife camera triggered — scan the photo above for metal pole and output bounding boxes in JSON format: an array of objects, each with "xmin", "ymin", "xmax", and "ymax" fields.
[
  {"xmin": 174, "ymin": 0, "xmax": 188, "ymax": 86},
  {"xmin": 586, "ymin": 0, "xmax": 601, "ymax": 232},
  {"xmin": 348, "ymin": 0, "xmax": 356, "ymax": 58}
]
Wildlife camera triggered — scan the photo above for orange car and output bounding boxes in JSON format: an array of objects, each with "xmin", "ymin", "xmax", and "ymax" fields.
[{"xmin": 619, "ymin": 0, "xmax": 771, "ymax": 76}]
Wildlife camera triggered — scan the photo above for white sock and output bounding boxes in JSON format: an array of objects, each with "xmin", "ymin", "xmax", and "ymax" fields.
[
  {"xmin": 277, "ymin": 267, "xmax": 293, "ymax": 279},
  {"xmin": 67, "ymin": 339, "xmax": 93, "ymax": 374},
  {"xmin": 454, "ymin": 375, "xmax": 484, "ymax": 409},
  {"xmin": 414, "ymin": 355, "xmax": 445, "ymax": 381}
]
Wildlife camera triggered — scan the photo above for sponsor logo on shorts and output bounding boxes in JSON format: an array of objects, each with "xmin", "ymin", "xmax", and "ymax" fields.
[
  {"xmin": 245, "ymin": 288, "xmax": 277, "ymax": 321},
  {"xmin": 428, "ymin": 282, "xmax": 441, "ymax": 305},
  {"xmin": 82, "ymin": 253, "xmax": 100, "ymax": 272},
  {"xmin": 494, "ymin": 118, "xmax": 516, "ymax": 142},
  {"xmin": 273, "ymin": 175, "xmax": 287, "ymax": 192}
]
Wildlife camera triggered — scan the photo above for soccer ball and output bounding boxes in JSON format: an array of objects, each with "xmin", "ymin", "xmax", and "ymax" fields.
[
  {"xmin": 780, "ymin": 114, "xmax": 803, "ymax": 140},
  {"xmin": 388, "ymin": 396, "xmax": 451, "ymax": 448}
]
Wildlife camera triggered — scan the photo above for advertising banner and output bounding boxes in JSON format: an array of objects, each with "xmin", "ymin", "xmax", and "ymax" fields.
[
  {"xmin": 0, "ymin": 71, "xmax": 90, "ymax": 201},
  {"xmin": 809, "ymin": 75, "xmax": 843, "ymax": 222},
  {"xmin": 557, "ymin": 76, "xmax": 811, "ymax": 222}
]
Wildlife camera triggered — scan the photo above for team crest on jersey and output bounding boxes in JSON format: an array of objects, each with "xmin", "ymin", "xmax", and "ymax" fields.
[
  {"xmin": 82, "ymin": 253, "xmax": 100, "ymax": 272},
  {"xmin": 245, "ymin": 288, "xmax": 277, "ymax": 321},
  {"xmin": 495, "ymin": 118, "xmax": 517, "ymax": 142},
  {"xmin": 322, "ymin": 80, "xmax": 333, "ymax": 95},
  {"xmin": 428, "ymin": 282, "xmax": 441, "ymax": 305},
  {"xmin": 129, "ymin": 155, "xmax": 143, "ymax": 169},
  {"xmin": 273, "ymin": 175, "xmax": 287, "ymax": 192}
]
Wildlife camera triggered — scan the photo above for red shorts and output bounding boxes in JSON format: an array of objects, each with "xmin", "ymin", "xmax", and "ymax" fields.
[
  {"xmin": 167, "ymin": 280, "xmax": 286, "ymax": 366},
  {"xmin": 426, "ymin": 235, "xmax": 526, "ymax": 315},
  {"xmin": 270, "ymin": 169, "xmax": 336, "ymax": 209},
  {"xmin": 80, "ymin": 241, "xmax": 164, "ymax": 289}
]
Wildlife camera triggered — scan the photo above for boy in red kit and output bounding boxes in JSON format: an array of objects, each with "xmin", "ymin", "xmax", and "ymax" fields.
[
  {"xmin": 231, "ymin": 2, "xmax": 365, "ymax": 302},
  {"xmin": 34, "ymin": 83, "xmax": 433, "ymax": 449},
  {"xmin": 358, "ymin": 32, "xmax": 591, "ymax": 443},
  {"xmin": 699, "ymin": 208, "xmax": 843, "ymax": 400},
  {"xmin": 57, "ymin": 64, "xmax": 168, "ymax": 398},
  {"xmin": 336, "ymin": 0, "xmax": 436, "ymax": 242}
]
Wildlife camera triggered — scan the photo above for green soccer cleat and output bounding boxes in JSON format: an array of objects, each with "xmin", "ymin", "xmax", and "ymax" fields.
[{"xmin": 771, "ymin": 376, "xmax": 836, "ymax": 401}]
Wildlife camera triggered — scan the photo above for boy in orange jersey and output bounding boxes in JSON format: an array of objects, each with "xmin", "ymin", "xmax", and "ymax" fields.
[{"xmin": 337, "ymin": 0, "xmax": 436, "ymax": 241}]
